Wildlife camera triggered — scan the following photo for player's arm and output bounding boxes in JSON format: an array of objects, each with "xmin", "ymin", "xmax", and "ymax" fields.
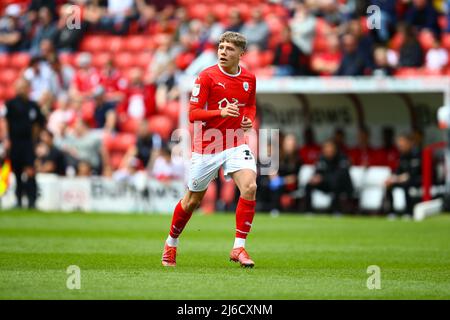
[
  {"xmin": 188, "ymin": 74, "xmax": 239, "ymax": 122},
  {"xmin": 241, "ymin": 76, "xmax": 257, "ymax": 130}
]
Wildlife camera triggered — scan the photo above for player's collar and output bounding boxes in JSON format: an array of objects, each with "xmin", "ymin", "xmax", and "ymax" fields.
[{"xmin": 218, "ymin": 64, "xmax": 241, "ymax": 77}]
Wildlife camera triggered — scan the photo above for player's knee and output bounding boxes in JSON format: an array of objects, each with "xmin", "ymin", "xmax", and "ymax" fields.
[
  {"xmin": 242, "ymin": 182, "xmax": 257, "ymax": 198},
  {"xmin": 184, "ymin": 198, "xmax": 202, "ymax": 212}
]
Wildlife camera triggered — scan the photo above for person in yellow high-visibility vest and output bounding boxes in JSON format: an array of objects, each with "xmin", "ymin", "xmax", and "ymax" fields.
[{"xmin": 0, "ymin": 159, "xmax": 11, "ymax": 197}]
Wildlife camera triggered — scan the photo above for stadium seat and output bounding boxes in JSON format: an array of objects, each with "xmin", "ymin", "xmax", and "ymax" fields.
[
  {"xmin": 0, "ymin": 54, "xmax": 9, "ymax": 68},
  {"xmin": 359, "ymin": 166, "xmax": 391, "ymax": 211},
  {"xmin": 0, "ymin": 68, "xmax": 20, "ymax": 84},
  {"xmin": 389, "ymin": 32, "xmax": 404, "ymax": 51},
  {"xmin": 148, "ymin": 114, "xmax": 175, "ymax": 140},
  {"xmin": 80, "ymin": 35, "xmax": 108, "ymax": 52},
  {"xmin": 188, "ymin": 4, "xmax": 209, "ymax": 20},
  {"xmin": 10, "ymin": 52, "xmax": 30, "ymax": 69},
  {"xmin": 119, "ymin": 118, "xmax": 140, "ymax": 134},
  {"xmin": 58, "ymin": 52, "xmax": 75, "ymax": 66},
  {"xmin": 135, "ymin": 52, "xmax": 153, "ymax": 68},
  {"xmin": 92, "ymin": 52, "xmax": 112, "ymax": 68},
  {"xmin": 114, "ymin": 52, "xmax": 136, "ymax": 69},
  {"xmin": 349, "ymin": 166, "xmax": 366, "ymax": 191},
  {"xmin": 124, "ymin": 35, "xmax": 148, "ymax": 52},
  {"xmin": 161, "ymin": 100, "xmax": 181, "ymax": 121},
  {"xmin": 418, "ymin": 30, "xmax": 435, "ymax": 51},
  {"xmin": 103, "ymin": 133, "xmax": 136, "ymax": 153},
  {"xmin": 108, "ymin": 36, "xmax": 126, "ymax": 53}
]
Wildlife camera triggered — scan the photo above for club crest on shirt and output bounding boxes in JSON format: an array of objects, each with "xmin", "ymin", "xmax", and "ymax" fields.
[
  {"xmin": 192, "ymin": 84, "xmax": 200, "ymax": 97},
  {"xmin": 243, "ymin": 82, "xmax": 249, "ymax": 91}
]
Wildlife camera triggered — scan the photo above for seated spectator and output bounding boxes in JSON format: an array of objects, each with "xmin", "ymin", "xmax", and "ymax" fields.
[
  {"xmin": 55, "ymin": 119, "xmax": 108, "ymax": 175},
  {"xmin": 348, "ymin": 126, "xmax": 378, "ymax": 166},
  {"xmin": 149, "ymin": 145, "xmax": 184, "ymax": 181},
  {"xmin": 398, "ymin": 24, "xmax": 424, "ymax": 67},
  {"xmin": 184, "ymin": 42, "xmax": 217, "ymax": 76},
  {"xmin": 303, "ymin": 140, "xmax": 354, "ymax": 214},
  {"xmin": 383, "ymin": 133, "xmax": 422, "ymax": 217},
  {"xmin": 47, "ymin": 53, "xmax": 75, "ymax": 93},
  {"xmin": 113, "ymin": 156, "xmax": 143, "ymax": 183},
  {"xmin": 200, "ymin": 13, "xmax": 224, "ymax": 46},
  {"xmin": 333, "ymin": 127, "xmax": 350, "ymax": 155},
  {"xmin": 147, "ymin": 34, "xmax": 179, "ymax": 84},
  {"xmin": 69, "ymin": 53, "xmax": 100, "ymax": 100},
  {"xmin": 0, "ymin": 4, "xmax": 26, "ymax": 53},
  {"xmin": 299, "ymin": 127, "xmax": 321, "ymax": 165},
  {"xmin": 370, "ymin": 46, "xmax": 394, "ymax": 76},
  {"xmin": 370, "ymin": 0, "xmax": 397, "ymax": 43},
  {"xmin": 335, "ymin": 33, "xmax": 366, "ymax": 76},
  {"xmin": 425, "ymin": 34, "xmax": 448, "ymax": 72},
  {"xmin": 311, "ymin": 32, "xmax": 342, "ymax": 76},
  {"xmin": 121, "ymin": 120, "xmax": 162, "ymax": 169},
  {"xmin": 30, "ymin": 7, "xmax": 57, "ymax": 56},
  {"xmin": 98, "ymin": 58, "xmax": 127, "ymax": 103},
  {"xmin": 347, "ymin": 18, "xmax": 375, "ymax": 70},
  {"xmin": 47, "ymin": 95, "xmax": 76, "ymax": 138},
  {"xmin": 27, "ymin": 0, "xmax": 58, "ymax": 25},
  {"xmin": 55, "ymin": 4, "xmax": 88, "ymax": 52},
  {"xmin": 375, "ymin": 126, "xmax": 399, "ymax": 169},
  {"xmin": 405, "ymin": 0, "xmax": 441, "ymax": 38},
  {"xmin": 289, "ymin": 1, "xmax": 316, "ymax": 55},
  {"xmin": 23, "ymin": 55, "xmax": 59, "ymax": 105},
  {"xmin": 117, "ymin": 68, "xmax": 156, "ymax": 126},
  {"xmin": 226, "ymin": 9, "xmax": 244, "ymax": 33},
  {"xmin": 240, "ymin": 8, "xmax": 269, "ymax": 50},
  {"xmin": 35, "ymin": 129, "xmax": 65, "ymax": 175},
  {"xmin": 273, "ymin": 26, "xmax": 308, "ymax": 76},
  {"xmin": 317, "ymin": 0, "xmax": 344, "ymax": 27},
  {"xmin": 92, "ymin": 86, "xmax": 117, "ymax": 132},
  {"xmin": 96, "ymin": 0, "xmax": 137, "ymax": 35}
]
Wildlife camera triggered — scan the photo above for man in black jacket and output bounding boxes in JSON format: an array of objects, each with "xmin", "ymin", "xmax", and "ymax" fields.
[
  {"xmin": 0, "ymin": 78, "xmax": 45, "ymax": 209},
  {"xmin": 304, "ymin": 140, "xmax": 354, "ymax": 213},
  {"xmin": 384, "ymin": 133, "xmax": 422, "ymax": 217}
]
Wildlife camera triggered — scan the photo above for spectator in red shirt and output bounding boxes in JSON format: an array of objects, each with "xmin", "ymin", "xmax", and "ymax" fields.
[
  {"xmin": 299, "ymin": 127, "xmax": 321, "ymax": 165},
  {"xmin": 117, "ymin": 67, "xmax": 156, "ymax": 127},
  {"xmin": 98, "ymin": 57, "xmax": 127, "ymax": 103},
  {"xmin": 69, "ymin": 53, "xmax": 100, "ymax": 100},
  {"xmin": 311, "ymin": 32, "xmax": 342, "ymax": 76}
]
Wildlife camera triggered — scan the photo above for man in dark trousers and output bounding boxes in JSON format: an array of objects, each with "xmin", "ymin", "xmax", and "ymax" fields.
[
  {"xmin": 304, "ymin": 139, "xmax": 354, "ymax": 214},
  {"xmin": 0, "ymin": 78, "xmax": 45, "ymax": 209},
  {"xmin": 384, "ymin": 133, "xmax": 422, "ymax": 217}
]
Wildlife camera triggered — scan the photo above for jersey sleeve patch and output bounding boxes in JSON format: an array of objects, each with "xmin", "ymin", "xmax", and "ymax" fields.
[{"xmin": 192, "ymin": 84, "xmax": 200, "ymax": 97}]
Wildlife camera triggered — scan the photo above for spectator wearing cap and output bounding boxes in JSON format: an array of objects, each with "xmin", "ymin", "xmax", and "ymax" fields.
[{"xmin": 0, "ymin": 4, "xmax": 26, "ymax": 53}]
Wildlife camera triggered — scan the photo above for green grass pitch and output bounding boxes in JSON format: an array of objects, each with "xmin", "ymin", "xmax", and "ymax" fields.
[{"xmin": 0, "ymin": 210, "xmax": 449, "ymax": 299}]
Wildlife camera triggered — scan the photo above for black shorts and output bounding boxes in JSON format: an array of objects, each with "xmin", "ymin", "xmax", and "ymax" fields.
[{"xmin": 10, "ymin": 140, "xmax": 35, "ymax": 171}]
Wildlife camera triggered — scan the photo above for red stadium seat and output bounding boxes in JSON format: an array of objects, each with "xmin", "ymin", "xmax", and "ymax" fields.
[
  {"xmin": 212, "ymin": 3, "xmax": 229, "ymax": 22},
  {"xmin": 0, "ymin": 54, "xmax": 8, "ymax": 68},
  {"xmin": 123, "ymin": 35, "xmax": 146, "ymax": 52},
  {"xmin": 261, "ymin": 50, "xmax": 274, "ymax": 67},
  {"xmin": 79, "ymin": 35, "xmax": 108, "ymax": 52},
  {"xmin": 389, "ymin": 32, "xmax": 404, "ymax": 51},
  {"xmin": 104, "ymin": 133, "xmax": 136, "ymax": 153},
  {"xmin": 418, "ymin": 30, "xmax": 435, "ymax": 51},
  {"xmin": 312, "ymin": 35, "xmax": 329, "ymax": 53},
  {"xmin": 394, "ymin": 67, "xmax": 422, "ymax": 77},
  {"xmin": 148, "ymin": 114, "xmax": 174, "ymax": 140},
  {"xmin": 108, "ymin": 36, "xmax": 126, "ymax": 53},
  {"xmin": 442, "ymin": 34, "xmax": 450, "ymax": 50},
  {"xmin": 58, "ymin": 52, "xmax": 75, "ymax": 66},
  {"xmin": 135, "ymin": 52, "xmax": 153, "ymax": 68},
  {"xmin": 91, "ymin": 52, "xmax": 112, "ymax": 68},
  {"xmin": 0, "ymin": 68, "xmax": 20, "ymax": 84},
  {"xmin": 10, "ymin": 52, "xmax": 30, "ymax": 69},
  {"xmin": 119, "ymin": 118, "xmax": 140, "ymax": 134},
  {"xmin": 114, "ymin": 52, "xmax": 135, "ymax": 69},
  {"xmin": 188, "ymin": 4, "xmax": 209, "ymax": 20},
  {"xmin": 161, "ymin": 100, "xmax": 181, "ymax": 121}
]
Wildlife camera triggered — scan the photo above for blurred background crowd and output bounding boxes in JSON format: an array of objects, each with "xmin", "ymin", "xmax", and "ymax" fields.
[{"xmin": 0, "ymin": 0, "xmax": 448, "ymax": 213}]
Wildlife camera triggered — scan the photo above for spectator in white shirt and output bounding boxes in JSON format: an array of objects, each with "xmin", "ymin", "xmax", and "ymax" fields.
[{"xmin": 426, "ymin": 35, "xmax": 448, "ymax": 71}]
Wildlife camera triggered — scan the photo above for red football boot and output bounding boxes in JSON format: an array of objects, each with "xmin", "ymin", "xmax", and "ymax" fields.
[
  {"xmin": 162, "ymin": 243, "xmax": 177, "ymax": 267},
  {"xmin": 230, "ymin": 247, "xmax": 254, "ymax": 268}
]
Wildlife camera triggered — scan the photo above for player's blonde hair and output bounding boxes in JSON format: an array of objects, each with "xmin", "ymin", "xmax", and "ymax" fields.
[{"xmin": 219, "ymin": 31, "xmax": 247, "ymax": 51}]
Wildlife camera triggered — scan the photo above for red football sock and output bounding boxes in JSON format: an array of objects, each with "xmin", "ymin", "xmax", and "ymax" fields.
[
  {"xmin": 169, "ymin": 200, "xmax": 193, "ymax": 238},
  {"xmin": 235, "ymin": 197, "xmax": 256, "ymax": 239}
]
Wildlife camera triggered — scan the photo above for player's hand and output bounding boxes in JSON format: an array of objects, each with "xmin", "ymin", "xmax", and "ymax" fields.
[
  {"xmin": 220, "ymin": 102, "xmax": 240, "ymax": 118},
  {"xmin": 240, "ymin": 116, "xmax": 253, "ymax": 131}
]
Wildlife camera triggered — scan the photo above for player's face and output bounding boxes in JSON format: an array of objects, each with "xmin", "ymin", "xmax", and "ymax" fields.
[{"xmin": 218, "ymin": 41, "xmax": 243, "ymax": 70}]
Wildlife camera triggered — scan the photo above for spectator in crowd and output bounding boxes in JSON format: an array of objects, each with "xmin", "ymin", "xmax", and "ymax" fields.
[
  {"xmin": 347, "ymin": 18, "xmax": 375, "ymax": 70},
  {"xmin": 240, "ymin": 8, "xmax": 269, "ymax": 50},
  {"xmin": 27, "ymin": 0, "xmax": 58, "ymax": 24},
  {"xmin": 383, "ymin": 133, "xmax": 422, "ymax": 218},
  {"xmin": 55, "ymin": 118, "xmax": 108, "ymax": 176},
  {"xmin": 299, "ymin": 126, "xmax": 321, "ymax": 165},
  {"xmin": 411, "ymin": 128, "xmax": 425, "ymax": 152},
  {"xmin": 121, "ymin": 120, "xmax": 162, "ymax": 169},
  {"xmin": 398, "ymin": 24, "xmax": 424, "ymax": 67},
  {"xmin": 47, "ymin": 94, "xmax": 76, "ymax": 138},
  {"xmin": 272, "ymin": 26, "xmax": 308, "ymax": 76},
  {"xmin": 69, "ymin": 53, "xmax": 100, "ymax": 100},
  {"xmin": 35, "ymin": 128, "xmax": 65, "ymax": 175},
  {"xmin": 55, "ymin": 4, "xmax": 88, "ymax": 52},
  {"xmin": 405, "ymin": 0, "xmax": 441, "ymax": 38},
  {"xmin": 226, "ymin": 9, "xmax": 244, "ymax": 33},
  {"xmin": 184, "ymin": 42, "xmax": 217, "ymax": 76},
  {"xmin": 349, "ymin": 126, "xmax": 377, "ymax": 166},
  {"xmin": 147, "ymin": 34, "xmax": 179, "ymax": 84},
  {"xmin": 117, "ymin": 68, "xmax": 156, "ymax": 127},
  {"xmin": 47, "ymin": 53, "xmax": 75, "ymax": 93},
  {"xmin": 97, "ymin": 0, "xmax": 137, "ymax": 35},
  {"xmin": 98, "ymin": 57, "xmax": 127, "ymax": 103},
  {"xmin": 289, "ymin": 1, "xmax": 316, "ymax": 55},
  {"xmin": 1, "ymin": 78, "xmax": 46, "ymax": 209},
  {"xmin": 200, "ymin": 13, "xmax": 224, "ymax": 46},
  {"xmin": 173, "ymin": 6, "xmax": 191, "ymax": 41},
  {"xmin": 317, "ymin": 0, "xmax": 344, "ymax": 27},
  {"xmin": 92, "ymin": 86, "xmax": 117, "ymax": 132},
  {"xmin": 376, "ymin": 126, "xmax": 399, "ymax": 169},
  {"xmin": 370, "ymin": 46, "xmax": 394, "ymax": 76},
  {"xmin": 113, "ymin": 156, "xmax": 143, "ymax": 183},
  {"xmin": 23, "ymin": 55, "xmax": 59, "ymax": 106},
  {"xmin": 335, "ymin": 33, "xmax": 367, "ymax": 76},
  {"xmin": 303, "ymin": 139, "xmax": 354, "ymax": 214},
  {"xmin": 0, "ymin": 4, "xmax": 26, "ymax": 53},
  {"xmin": 333, "ymin": 127, "xmax": 349, "ymax": 155},
  {"xmin": 425, "ymin": 34, "xmax": 448, "ymax": 72},
  {"xmin": 311, "ymin": 32, "xmax": 342, "ymax": 76},
  {"xmin": 369, "ymin": 0, "xmax": 397, "ymax": 43},
  {"xmin": 30, "ymin": 7, "xmax": 57, "ymax": 56},
  {"xmin": 149, "ymin": 145, "xmax": 184, "ymax": 182}
]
